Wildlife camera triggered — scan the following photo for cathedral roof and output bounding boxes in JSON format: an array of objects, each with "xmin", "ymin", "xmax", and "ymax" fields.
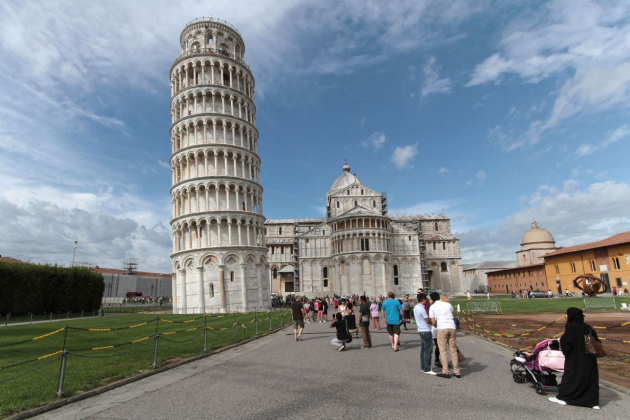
[
  {"xmin": 330, "ymin": 161, "xmax": 362, "ymax": 192},
  {"xmin": 334, "ymin": 206, "xmax": 381, "ymax": 219}
]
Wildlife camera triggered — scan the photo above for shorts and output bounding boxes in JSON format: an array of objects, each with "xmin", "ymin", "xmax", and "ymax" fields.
[
  {"xmin": 403, "ymin": 310, "xmax": 410, "ymax": 319},
  {"xmin": 387, "ymin": 324, "xmax": 401, "ymax": 335},
  {"xmin": 293, "ymin": 319, "xmax": 304, "ymax": 329}
]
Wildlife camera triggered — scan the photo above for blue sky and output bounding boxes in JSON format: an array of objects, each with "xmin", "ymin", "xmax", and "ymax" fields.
[{"xmin": 1, "ymin": 0, "xmax": 630, "ymax": 272}]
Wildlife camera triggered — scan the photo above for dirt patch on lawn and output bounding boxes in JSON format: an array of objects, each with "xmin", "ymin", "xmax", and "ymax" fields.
[{"xmin": 460, "ymin": 312, "xmax": 630, "ymax": 390}]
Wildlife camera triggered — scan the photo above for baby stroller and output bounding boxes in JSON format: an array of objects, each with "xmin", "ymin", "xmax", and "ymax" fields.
[{"xmin": 510, "ymin": 338, "xmax": 564, "ymax": 395}]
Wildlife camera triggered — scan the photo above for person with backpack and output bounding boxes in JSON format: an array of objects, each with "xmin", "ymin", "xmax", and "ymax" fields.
[
  {"xmin": 330, "ymin": 312, "xmax": 351, "ymax": 351},
  {"xmin": 402, "ymin": 296, "xmax": 412, "ymax": 330}
]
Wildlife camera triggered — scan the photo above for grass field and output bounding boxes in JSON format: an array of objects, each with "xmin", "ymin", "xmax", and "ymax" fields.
[
  {"xmin": 0, "ymin": 310, "xmax": 291, "ymax": 418},
  {"xmin": 447, "ymin": 295, "xmax": 630, "ymax": 314}
]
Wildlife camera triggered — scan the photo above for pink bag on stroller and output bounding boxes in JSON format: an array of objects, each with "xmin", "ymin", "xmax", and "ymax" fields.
[{"xmin": 537, "ymin": 340, "xmax": 564, "ymax": 372}]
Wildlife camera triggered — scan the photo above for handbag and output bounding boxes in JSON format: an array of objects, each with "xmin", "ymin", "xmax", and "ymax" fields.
[
  {"xmin": 585, "ymin": 333, "xmax": 606, "ymax": 358},
  {"xmin": 457, "ymin": 348, "xmax": 466, "ymax": 363},
  {"xmin": 361, "ymin": 314, "xmax": 369, "ymax": 323}
]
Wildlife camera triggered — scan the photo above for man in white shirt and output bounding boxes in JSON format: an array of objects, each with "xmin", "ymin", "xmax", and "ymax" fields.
[
  {"xmin": 413, "ymin": 293, "xmax": 435, "ymax": 375},
  {"xmin": 429, "ymin": 292, "xmax": 461, "ymax": 379}
]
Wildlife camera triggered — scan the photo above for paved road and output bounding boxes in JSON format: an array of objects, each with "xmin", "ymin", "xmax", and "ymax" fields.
[{"xmin": 36, "ymin": 321, "xmax": 630, "ymax": 420}]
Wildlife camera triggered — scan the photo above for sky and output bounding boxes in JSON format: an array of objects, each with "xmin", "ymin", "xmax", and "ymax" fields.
[{"xmin": 1, "ymin": 0, "xmax": 630, "ymax": 272}]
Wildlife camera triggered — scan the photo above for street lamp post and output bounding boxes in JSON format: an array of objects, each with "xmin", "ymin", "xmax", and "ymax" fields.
[{"xmin": 72, "ymin": 241, "xmax": 78, "ymax": 267}]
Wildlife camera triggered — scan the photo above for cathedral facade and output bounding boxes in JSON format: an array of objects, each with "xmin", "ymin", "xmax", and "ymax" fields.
[{"xmin": 266, "ymin": 163, "xmax": 464, "ymax": 296}]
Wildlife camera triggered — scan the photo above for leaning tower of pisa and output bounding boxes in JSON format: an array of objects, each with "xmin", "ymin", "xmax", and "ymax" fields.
[{"xmin": 169, "ymin": 17, "xmax": 268, "ymax": 314}]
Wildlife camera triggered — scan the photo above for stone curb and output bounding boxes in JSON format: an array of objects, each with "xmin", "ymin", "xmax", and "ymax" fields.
[
  {"xmin": 7, "ymin": 323, "xmax": 292, "ymax": 420},
  {"xmin": 461, "ymin": 331, "xmax": 630, "ymax": 397}
]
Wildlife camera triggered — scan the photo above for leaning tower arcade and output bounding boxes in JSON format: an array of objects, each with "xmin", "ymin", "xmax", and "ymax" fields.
[{"xmin": 169, "ymin": 17, "xmax": 269, "ymax": 314}]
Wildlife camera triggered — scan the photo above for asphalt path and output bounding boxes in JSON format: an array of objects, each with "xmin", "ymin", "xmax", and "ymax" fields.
[{"xmin": 35, "ymin": 320, "xmax": 630, "ymax": 420}]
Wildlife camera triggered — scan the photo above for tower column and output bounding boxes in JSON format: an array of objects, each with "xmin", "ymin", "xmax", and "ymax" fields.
[{"xmin": 197, "ymin": 267, "xmax": 205, "ymax": 313}]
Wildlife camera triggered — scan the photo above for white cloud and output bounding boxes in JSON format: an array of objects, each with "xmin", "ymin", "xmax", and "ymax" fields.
[
  {"xmin": 420, "ymin": 56, "xmax": 453, "ymax": 98},
  {"xmin": 390, "ymin": 143, "xmax": 418, "ymax": 169},
  {"xmin": 467, "ymin": 0, "xmax": 630, "ymax": 147},
  {"xmin": 458, "ymin": 179, "xmax": 630, "ymax": 263},
  {"xmin": 438, "ymin": 167, "xmax": 450, "ymax": 174},
  {"xmin": 361, "ymin": 132, "xmax": 387, "ymax": 150},
  {"xmin": 576, "ymin": 124, "xmax": 630, "ymax": 155},
  {"xmin": 476, "ymin": 171, "xmax": 486, "ymax": 181}
]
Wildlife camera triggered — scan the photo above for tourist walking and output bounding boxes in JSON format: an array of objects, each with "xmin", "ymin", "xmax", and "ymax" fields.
[
  {"xmin": 402, "ymin": 296, "xmax": 412, "ymax": 330},
  {"xmin": 381, "ymin": 291, "xmax": 403, "ymax": 352},
  {"xmin": 358, "ymin": 295, "xmax": 372, "ymax": 349},
  {"xmin": 330, "ymin": 312, "xmax": 350, "ymax": 351},
  {"xmin": 549, "ymin": 307, "xmax": 601, "ymax": 409},
  {"xmin": 429, "ymin": 292, "xmax": 460, "ymax": 378},
  {"xmin": 414, "ymin": 293, "xmax": 435, "ymax": 375},
  {"xmin": 370, "ymin": 300, "xmax": 381, "ymax": 330},
  {"xmin": 292, "ymin": 297, "xmax": 305, "ymax": 341}
]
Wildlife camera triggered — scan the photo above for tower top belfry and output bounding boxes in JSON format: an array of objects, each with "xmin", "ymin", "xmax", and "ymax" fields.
[{"xmin": 169, "ymin": 17, "xmax": 268, "ymax": 314}]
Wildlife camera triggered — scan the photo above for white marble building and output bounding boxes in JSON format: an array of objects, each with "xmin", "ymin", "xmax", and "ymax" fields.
[
  {"xmin": 266, "ymin": 163, "xmax": 464, "ymax": 296},
  {"xmin": 170, "ymin": 17, "xmax": 269, "ymax": 314}
]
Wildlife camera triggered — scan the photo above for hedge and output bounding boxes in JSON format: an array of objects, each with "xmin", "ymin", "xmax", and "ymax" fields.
[{"xmin": 0, "ymin": 262, "xmax": 104, "ymax": 315}]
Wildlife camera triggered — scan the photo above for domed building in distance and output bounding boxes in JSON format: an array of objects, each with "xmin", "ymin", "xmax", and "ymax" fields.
[
  {"xmin": 264, "ymin": 162, "xmax": 465, "ymax": 296},
  {"xmin": 517, "ymin": 220, "xmax": 557, "ymax": 267},
  {"xmin": 486, "ymin": 220, "xmax": 559, "ymax": 294}
]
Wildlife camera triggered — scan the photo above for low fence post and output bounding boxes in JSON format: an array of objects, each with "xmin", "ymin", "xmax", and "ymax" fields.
[
  {"xmin": 80, "ymin": 310, "xmax": 83, "ymax": 319},
  {"xmin": 280, "ymin": 312, "xmax": 283, "ymax": 327},
  {"xmin": 235, "ymin": 322, "xmax": 239, "ymax": 342},
  {"xmin": 152, "ymin": 317, "xmax": 160, "ymax": 369},
  {"xmin": 255, "ymin": 310, "xmax": 258, "ymax": 336},
  {"xmin": 472, "ymin": 314, "xmax": 476, "ymax": 334},
  {"xmin": 269, "ymin": 315, "xmax": 272, "ymax": 331},
  {"xmin": 67, "ymin": 311, "xmax": 70, "ymax": 320},
  {"xmin": 29, "ymin": 312, "xmax": 33, "ymax": 324},
  {"xmin": 56, "ymin": 350, "xmax": 68, "ymax": 398},
  {"xmin": 5, "ymin": 314, "xmax": 9, "ymax": 327},
  {"xmin": 50, "ymin": 312, "xmax": 53, "ymax": 322},
  {"xmin": 203, "ymin": 315, "xmax": 208, "ymax": 353},
  {"xmin": 152, "ymin": 334, "xmax": 159, "ymax": 369}
]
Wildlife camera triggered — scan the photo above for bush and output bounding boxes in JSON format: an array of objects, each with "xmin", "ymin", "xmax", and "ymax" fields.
[{"xmin": 0, "ymin": 262, "xmax": 104, "ymax": 315}]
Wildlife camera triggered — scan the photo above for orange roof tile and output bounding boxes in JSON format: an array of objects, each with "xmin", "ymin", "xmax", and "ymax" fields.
[
  {"xmin": 0, "ymin": 257, "xmax": 27, "ymax": 264},
  {"xmin": 543, "ymin": 231, "xmax": 630, "ymax": 258}
]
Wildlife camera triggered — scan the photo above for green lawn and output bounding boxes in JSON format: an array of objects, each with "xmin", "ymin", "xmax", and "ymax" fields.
[
  {"xmin": 0, "ymin": 310, "xmax": 291, "ymax": 418},
  {"xmin": 447, "ymin": 296, "xmax": 630, "ymax": 314}
]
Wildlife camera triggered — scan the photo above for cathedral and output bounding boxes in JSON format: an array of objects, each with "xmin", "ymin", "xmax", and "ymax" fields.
[{"xmin": 265, "ymin": 162, "xmax": 464, "ymax": 297}]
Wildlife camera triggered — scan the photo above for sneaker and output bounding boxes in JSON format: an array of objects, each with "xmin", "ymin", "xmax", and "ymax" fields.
[
  {"xmin": 592, "ymin": 406, "xmax": 600, "ymax": 410},
  {"xmin": 436, "ymin": 373, "xmax": 451, "ymax": 379},
  {"xmin": 454, "ymin": 374, "xmax": 461, "ymax": 378},
  {"xmin": 424, "ymin": 371, "xmax": 437, "ymax": 376},
  {"xmin": 548, "ymin": 397, "xmax": 566, "ymax": 406}
]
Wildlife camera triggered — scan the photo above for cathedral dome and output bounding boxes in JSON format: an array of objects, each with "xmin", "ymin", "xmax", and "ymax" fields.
[
  {"xmin": 521, "ymin": 220, "xmax": 556, "ymax": 250},
  {"xmin": 330, "ymin": 161, "xmax": 361, "ymax": 191}
]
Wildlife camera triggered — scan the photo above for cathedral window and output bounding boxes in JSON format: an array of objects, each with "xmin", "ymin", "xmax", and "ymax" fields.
[
  {"xmin": 441, "ymin": 262, "xmax": 448, "ymax": 272},
  {"xmin": 210, "ymin": 284, "xmax": 214, "ymax": 298},
  {"xmin": 305, "ymin": 239, "xmax": 309, "ymax": 244},
  {"xmin": 433, "ymin": 242, "xmax": 436, "ymax": 250},
  {"xmin": 435, "ymin": 222, "xmax": 439, "ymax": 231},
  {"xmin": 336, "ymin": 201, "xmax": 340, "ymax": 208},
  {"xmin": 442, "ymin": 242, "xmax": 446, "ymax": 250},
  {"xmin": 272, "ymin": 268, "xmax": 277, "ymax": 279},
  {"xmin": 278, "ymin": 227, "xmax": 282, "ymax": 235},
  {"xmin": 354, "ymin": 200, "xmax": 358, "ymax": 207},
  {"xmin": 372, "ymin": 200, "xmax": 376, "ymax": 207},
  {"xmin": 347, "ymin": 190, "xmax": 350, "ymax": 195},
  {"xmin": 264, "ymin": 228, "xmax": 267, "ymax": 235},
  {"xmin": 230, "ymin": 271, "xmax": 235, "ymax": 281},
  {"xmin": 393, "ymin": 264, "xmax": 399, "ymax": 285},
  {"xmin": 408, "ymin": 236, "xmax": 411, "ymax": 241},
  {"xmin": 361, "ymin": 189, "xmax": 364, "ymax": 195},
  {"xmin": 322, "ymin": 229, "xmax": 325, "ymax": 235},
  {"xmin": 281, "ymin": 247, "xmax": 284, "ymax": 255}
]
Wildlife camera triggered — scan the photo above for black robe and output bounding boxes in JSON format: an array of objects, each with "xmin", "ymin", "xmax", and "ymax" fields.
[{"xmin": 557, "ymin": 321, "xmax": 599, "ymax": 407}]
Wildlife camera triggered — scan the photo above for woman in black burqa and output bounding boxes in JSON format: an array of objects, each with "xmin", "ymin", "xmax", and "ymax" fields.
[{"xmin": 549, "ymin": 307, "xmax": 600, "ymax": 409}]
